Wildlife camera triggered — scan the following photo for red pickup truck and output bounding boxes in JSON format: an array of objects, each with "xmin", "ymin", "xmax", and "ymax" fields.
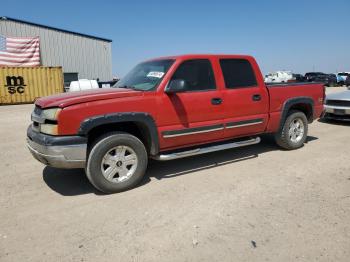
[{"xmin": 27, "ymin": 54, "xmax": 324, "ymax": 193}]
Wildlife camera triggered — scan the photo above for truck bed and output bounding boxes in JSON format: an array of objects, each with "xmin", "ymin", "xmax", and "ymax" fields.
[{"xmin": 265, "ymin": 82, "xmax": 325, "ymax": 132}]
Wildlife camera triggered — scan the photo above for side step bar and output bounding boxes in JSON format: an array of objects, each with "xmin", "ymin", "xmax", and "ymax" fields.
[{"xmin": 152, "ymin": 137, "xmax": 261, "ymax": 161}]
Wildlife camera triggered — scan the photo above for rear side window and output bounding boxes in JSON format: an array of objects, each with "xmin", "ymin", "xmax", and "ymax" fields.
[
  {"xmin": 219, "ymin": 59, "xmax": 257, "ymax": 89},
  {"xmin": 171, "ymin": 59, "xmax": 216, "ymax": 91}
]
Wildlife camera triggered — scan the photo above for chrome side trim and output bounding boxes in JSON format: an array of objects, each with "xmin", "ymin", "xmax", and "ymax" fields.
[
  {"xmin": 162, "ymin": 125, "xmax": 224, "ymax": 138},
  {"xmin": 162, "ymin": 118, "xmax": 264, "ymax": 138},
  {"xmin": 153, "ymin": 137, "xmax": 261, "ymax": 161},
  {"xmin": 226, "ymin": 120, "xmax": 263, "ymax": 129}
]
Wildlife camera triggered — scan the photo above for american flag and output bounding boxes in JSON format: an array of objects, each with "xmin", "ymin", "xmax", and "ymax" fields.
[{"xmin": 0, "ymin": 35, "xmax": 40, "ymax": 66}]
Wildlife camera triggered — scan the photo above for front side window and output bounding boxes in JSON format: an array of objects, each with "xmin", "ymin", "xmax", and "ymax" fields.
[
  {"xmin": 113, "ymin": 59, "xmax": 175, "ymax": 91},
  {"xmin": 220, "ymin": 59, "xmax": 257, "ymax": 89},
  {"xmin": 171, "ymin": 59, "xmax": 216, "ymax": 91}
]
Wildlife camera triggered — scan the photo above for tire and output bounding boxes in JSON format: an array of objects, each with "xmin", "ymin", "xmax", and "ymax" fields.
[
  {"xmin": 274, "ymin": 110, "xmax": 308, "ymax": 150},
  {"xmin": 86, "ymin": 132, "xmax": 148, "ymax": 193}
]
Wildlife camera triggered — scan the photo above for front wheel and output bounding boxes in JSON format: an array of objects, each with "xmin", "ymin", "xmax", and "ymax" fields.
[
  {"xmin": 86, "ymin": 132, "xmax": 148, "ymax": 193},
  {"xmin": 275, "ymin": 110, "xmax": 308, "ymax": 150}
]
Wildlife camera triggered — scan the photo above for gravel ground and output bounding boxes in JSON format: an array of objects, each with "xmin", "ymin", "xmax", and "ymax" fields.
[{"xmin": 0, "ymin": 87, "xmax": 349, "ymax": 262}]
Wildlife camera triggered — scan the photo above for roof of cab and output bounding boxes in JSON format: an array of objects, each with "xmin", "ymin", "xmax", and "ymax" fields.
[{"xmin": 146, "ymin": 54, "xmax": 255, "ymax": 61}]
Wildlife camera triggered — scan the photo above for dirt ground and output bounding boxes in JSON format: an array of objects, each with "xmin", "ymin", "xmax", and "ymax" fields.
[{"xmin": 0, "ymin": 87, "xmax": 349, "ymax": 262}]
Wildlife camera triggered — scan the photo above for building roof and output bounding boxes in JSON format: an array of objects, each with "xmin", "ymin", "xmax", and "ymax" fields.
[{"xmin": 0, "ymin": 16, "xmax": 112, "ymax": 42}]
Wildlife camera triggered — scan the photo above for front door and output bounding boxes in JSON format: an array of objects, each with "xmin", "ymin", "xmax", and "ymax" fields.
[{"xmin": 158, "ymin": 59, "xmax": 225, "ymax": 150}]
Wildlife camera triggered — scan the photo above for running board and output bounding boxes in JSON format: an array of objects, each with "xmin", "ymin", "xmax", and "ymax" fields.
[{"xmin": 152, "ymin": 137, "xmax": 261, "ymax": 161}]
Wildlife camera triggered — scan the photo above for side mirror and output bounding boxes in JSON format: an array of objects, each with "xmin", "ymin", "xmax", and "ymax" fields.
[{"xmin": 165, "ymin": 79, "xmax": 187, "ymax": 94}]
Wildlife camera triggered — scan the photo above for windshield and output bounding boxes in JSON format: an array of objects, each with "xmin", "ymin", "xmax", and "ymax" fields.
[{"xmin": 113, "ymin": 59, "xmax": 175, "ymax": 91}]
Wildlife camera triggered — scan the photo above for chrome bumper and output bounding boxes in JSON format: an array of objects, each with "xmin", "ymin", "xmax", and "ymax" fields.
[{"xmin": 27, "ymin": 125, "xmax": 87, "ymax": 169}]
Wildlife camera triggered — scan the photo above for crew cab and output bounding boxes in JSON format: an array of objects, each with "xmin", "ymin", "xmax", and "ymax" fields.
[{"xmin": 27, "ymin": 55, "xmax": 325, "ymax": 193}]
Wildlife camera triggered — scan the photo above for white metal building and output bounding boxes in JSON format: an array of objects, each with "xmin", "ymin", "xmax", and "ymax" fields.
[{"xmin": 0, "ymin": 16, "xmax": 113, "ymax": 85}]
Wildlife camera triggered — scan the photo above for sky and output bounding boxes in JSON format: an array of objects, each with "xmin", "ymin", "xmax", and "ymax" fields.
[{"xmin": 2, "ymin": 0, "xmax": 350, "ymax": 77}]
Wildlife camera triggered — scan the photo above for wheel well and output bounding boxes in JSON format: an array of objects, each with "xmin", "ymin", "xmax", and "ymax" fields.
[
  {"xmin": 87, "ymin": 122, "xmax": 152, "ymax": 154},
  {"xmin": 288, "ymin": 103, "xmax": 313, "ymax": 122}
]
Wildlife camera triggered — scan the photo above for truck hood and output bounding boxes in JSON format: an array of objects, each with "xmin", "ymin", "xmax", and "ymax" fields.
[
  {"xmin": 326, "ymin": 90, "xmax": 350, "ymax": 101},
  {"xmin": 35, "ymin": 88, "xmax": 143, "ymax": 108}
]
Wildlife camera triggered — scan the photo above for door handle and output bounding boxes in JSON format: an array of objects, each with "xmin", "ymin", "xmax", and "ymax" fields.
[
  {"xmin": 252, "ymin": 94, "xmax": 261, "ymax": 101},
  {"xmin": 211, "ymin": 98, "xmax": 222, "ymax": 105}
]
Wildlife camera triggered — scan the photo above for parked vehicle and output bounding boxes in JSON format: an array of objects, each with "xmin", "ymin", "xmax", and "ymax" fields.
[
  {"xmin": 305, "ymin": 72, "xmax": 337, "ymax": 86},
  {"xmin": 345, "ymin": 76, "xmax": 350, "ymax": 87},
  {"xmin": 265, "ymin": 71, "xmax": 293, "ymax": 83},
  {"xmin": 305, "ymin": 72, "xmax": 323, "ymax": 81},
  {"xmin": 320, "ymin": 74, "xmax": 337, "ymax": 87},
  {"xmin": 98, "ymin": 80, "xmax": 118, "ymax": 88},
  {"xmin": 66, "ymin": 79, "xmax": 99, "ymax": 92},
  {"xmin": 323, "ymin": 90, "xmax": 350, "ymax": 121},
  {"xmin": 337, "ymin": 72, "xmax": 350, "ymax": 86},
  {"xmin": 328, "ymin": 74, "xmax": 338, "ymax": 85},
  {"xmin": 288, "ymin": 74, "xmax": 306, "ymax": 83},
  {"xmin": 27, "ymin": 54, "xmax": 325, "ymax": 193}
]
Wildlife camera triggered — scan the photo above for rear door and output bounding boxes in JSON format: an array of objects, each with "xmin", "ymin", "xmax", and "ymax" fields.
[
  {"xmin": 219, "ymin": 58, "xmax": 269, "ymax": 138},
  {"xmin": 158, "ymin": 59, "xmax": 225, "ymax": 150}
]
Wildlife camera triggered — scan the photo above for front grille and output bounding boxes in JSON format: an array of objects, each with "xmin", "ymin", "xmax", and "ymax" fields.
[{"xmin": 326, "ymin": 100, "xmax": 350, "ymax": 107}]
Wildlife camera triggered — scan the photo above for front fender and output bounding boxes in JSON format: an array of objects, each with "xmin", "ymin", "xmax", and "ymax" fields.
[{"xmin": 78, "ymin": 112, "xmax": 159, "ymax": 155}]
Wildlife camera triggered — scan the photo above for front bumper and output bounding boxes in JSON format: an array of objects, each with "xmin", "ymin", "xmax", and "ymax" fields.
[
  {"xmin": 27, "ymin": 125, "xmax": 87, "ymax": 168},
  {"xmin": 323, "ymin": 105, "xmax": 350, "ymax": 121}
]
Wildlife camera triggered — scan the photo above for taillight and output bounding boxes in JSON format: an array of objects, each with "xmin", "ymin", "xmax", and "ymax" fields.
[{"xmin": 322, "ymin": 85, "xmax": 326, "ymax": 103}]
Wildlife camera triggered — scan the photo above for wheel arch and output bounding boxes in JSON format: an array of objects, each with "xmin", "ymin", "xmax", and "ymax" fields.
[
  {"xmin": 279, "ymin": 97, "xmax": 314, "ymax": 131},
  {"xmin": 78, "ymin": 112, "xmax": 159, "ymax": 156}
]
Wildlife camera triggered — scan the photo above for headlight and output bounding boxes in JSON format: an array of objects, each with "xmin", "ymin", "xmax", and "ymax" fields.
[
  {"xmin": 41, "ymin": 108, "xmax": 61, "ymax": 121},
  {"xmin": 40, "ymin": 124, "xmax": 58, "ymax": 135}
]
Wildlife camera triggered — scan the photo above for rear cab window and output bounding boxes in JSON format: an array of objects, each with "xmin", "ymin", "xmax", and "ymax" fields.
[{"xmin": 219, "ymin": 59, "xmax": 257, "ymax": 89}]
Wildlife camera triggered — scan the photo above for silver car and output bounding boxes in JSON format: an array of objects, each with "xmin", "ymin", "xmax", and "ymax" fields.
[{"xmin": 323, "ymin": 90, "xmax": 350, "ymax": 121}]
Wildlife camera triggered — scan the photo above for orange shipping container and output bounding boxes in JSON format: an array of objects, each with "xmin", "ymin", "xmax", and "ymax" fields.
[{"xmin": 0, "ymin": 67, "xmax": 63, "ymax": 105}]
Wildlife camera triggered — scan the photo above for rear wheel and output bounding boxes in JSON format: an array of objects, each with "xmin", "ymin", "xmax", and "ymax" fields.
[
  {"xmin": 86, "ymin": 132, "xmax": 148, "ymax": 193},
  {"xmin": 275, "ymin": 110, "xmax": 308, "ymax": 150}
]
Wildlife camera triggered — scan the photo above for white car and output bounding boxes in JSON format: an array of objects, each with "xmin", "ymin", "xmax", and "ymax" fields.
[
  {"xmin": 265, "ymin": 71, "xmax": 293, "ymax": 83},
  {"xmin": 323, "ymin": 90, "xmax": 350, "ymax": 121},
  {"xmin": 65, "ymin": 79, "xmax": 99, "ymax": 92},
  {"xmin": 337, "ymin": 72, "xmax": 350, "ymax": 85}
]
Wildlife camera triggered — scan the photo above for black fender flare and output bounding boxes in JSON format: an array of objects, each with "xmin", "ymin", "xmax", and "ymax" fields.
[
  {"xmin": 279, "ymin": 97, "xmax": 314, "ymax": 131},
  {"xmin": 78, "ymin": 112, "xmax": 159, "ymax": 156}
]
